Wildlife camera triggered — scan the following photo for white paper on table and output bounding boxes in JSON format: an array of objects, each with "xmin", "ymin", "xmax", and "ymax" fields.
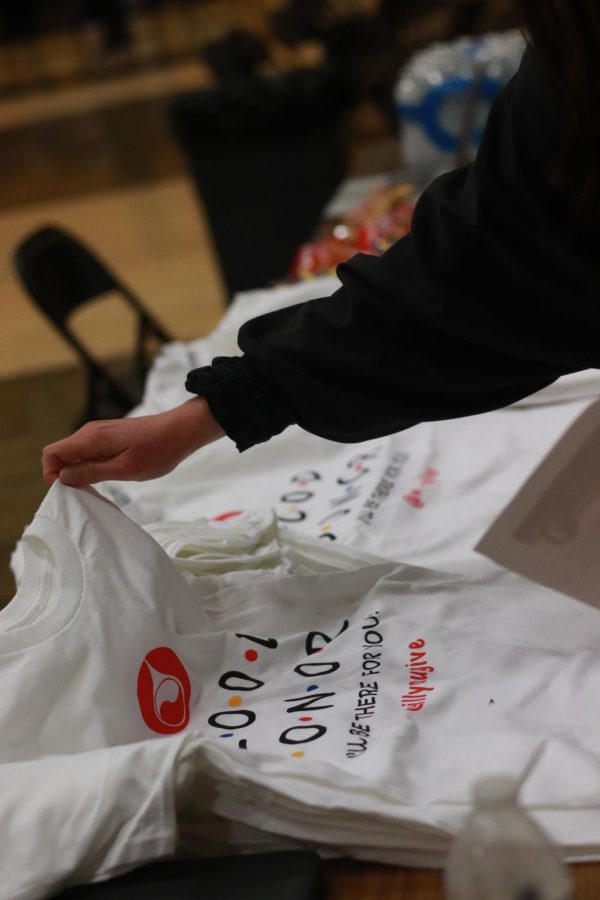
[{"xmin": 476, "ymin": 398, "xmax": 600, "ymax": 609}]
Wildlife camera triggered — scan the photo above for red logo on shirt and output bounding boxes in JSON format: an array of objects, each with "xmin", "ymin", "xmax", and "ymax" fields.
[
  {"xmin": 402, "ymin": 468, "xmax": 439, "ymax": 509},
  {"xmin": 137, "ymin": 647, "xmax": 191, "ymax": 734},
  {"xmin": 210, "ymin": 510, "xmax": 243, "ymax": 522}
]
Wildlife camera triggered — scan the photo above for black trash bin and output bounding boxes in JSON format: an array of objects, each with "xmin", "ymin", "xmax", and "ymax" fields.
[{"xmin": 169, "ymin": 65, "xmax": 351, "ymax": 300}]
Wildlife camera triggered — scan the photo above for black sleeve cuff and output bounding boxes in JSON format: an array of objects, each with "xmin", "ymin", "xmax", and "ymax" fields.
[{"xmin": 185, "ymin": 355, "xmax": 295, "ymax": 452}]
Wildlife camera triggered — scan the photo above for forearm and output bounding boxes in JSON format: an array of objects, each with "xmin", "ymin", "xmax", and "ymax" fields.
[{"xmin": 168, "ymin": 396, "xmax": 225, "ymax": 456}]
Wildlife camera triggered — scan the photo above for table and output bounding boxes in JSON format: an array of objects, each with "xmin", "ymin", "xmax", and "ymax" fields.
[
  {"xmin": 325, "ymin": 860, "xmax": 443, "ymax": 898},
  {"xmin": 324, "ymin": 860, "xmax": 600, "ymax": 898}
]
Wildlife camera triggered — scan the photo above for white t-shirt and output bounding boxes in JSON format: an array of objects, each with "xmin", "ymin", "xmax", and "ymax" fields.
[
  {"xmin": 7, "ymin": 481, "xmax": 600, "ymax": 900},
  {"xmin": 144, "ymin": 508, "xmax": 387, "ymax": 591},
  {"xmin": 100, "ymin": 278, "xmax": 600, "ymax": 573},
  {"xmin": 1, "ymin": 737, "xmax": 190, "ymax": 900}
]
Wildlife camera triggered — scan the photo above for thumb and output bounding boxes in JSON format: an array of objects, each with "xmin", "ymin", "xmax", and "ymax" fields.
[{"xmin": 59, "ymin": 457, "xmax": 121, "ymax": 486}]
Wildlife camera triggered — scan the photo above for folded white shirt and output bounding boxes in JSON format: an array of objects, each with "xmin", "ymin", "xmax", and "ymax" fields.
[
  {"xmin": 1, "ymin": 735, "xmax": 191, "ymax": 900},
  {"xmin": 5, "ymin": 482, "xmax": 600, "ymax": 900}
]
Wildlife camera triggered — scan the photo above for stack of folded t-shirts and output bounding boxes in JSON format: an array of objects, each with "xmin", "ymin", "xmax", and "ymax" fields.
[
  {"xmin": 144, "ymin": 510, "xmax": 384, "ymax": 589},
  {"xmin": 5, "ymin": 483, "xmax": 600, "ymax": 899}
]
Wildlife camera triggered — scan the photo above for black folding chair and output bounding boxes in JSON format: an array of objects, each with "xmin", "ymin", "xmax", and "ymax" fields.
[{"xmin": 13, "ymin": 225, "xmax": 173, "ymax": 424}]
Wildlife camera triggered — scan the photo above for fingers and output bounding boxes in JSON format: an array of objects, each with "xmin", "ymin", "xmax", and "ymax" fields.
[
  {"xmin": 58, "ymin": 456, "xmax": 126, "ymax": 487},
  {"xmin": 44, "ymin": 422, "xmax": 118, "ymax": 467},
  {"xmin": 42, "ymin": 451, "xmax": 64, "ymax": 486},
  {"xmin": 42, "ymin": 421, "xmax": 123, "ymax": 487}
]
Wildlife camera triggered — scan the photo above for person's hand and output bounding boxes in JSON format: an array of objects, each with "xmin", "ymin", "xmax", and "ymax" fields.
[{"xmin": 41, "ymin": 397, "xmax": 224, "ymax": 487}]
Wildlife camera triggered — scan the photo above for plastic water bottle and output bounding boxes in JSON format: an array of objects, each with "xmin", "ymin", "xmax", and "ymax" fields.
[
  {"xmin": 445, "ymin": 775, "xmax": 573, "ymax": 900},
  {"xmin": 394, "ymin": 30, "xmax": 525, "ymax": 171}
]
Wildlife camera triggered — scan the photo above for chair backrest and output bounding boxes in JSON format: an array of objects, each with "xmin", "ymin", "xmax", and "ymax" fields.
[
  {"xmin": 13, "ymin": 225, "xmax": 172, "ymax": 421},
  {"xmin": 13, "ymin": 225, "xmax": 124, "ymax": 328}
]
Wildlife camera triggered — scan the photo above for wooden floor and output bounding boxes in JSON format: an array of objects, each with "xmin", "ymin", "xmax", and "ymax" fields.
[
  {"xmin": 0, "ymin": 67, "xmax": 208, "ymax": 210},
  {"xmin": 0, "ymin": 177, "xmax": 226, "ymax": 378},
  {"xmin": 0, "ymin": 365, "xmax": 82, "ymax": 605},
  {"xmin": 326, "ymin": 859, "xmax": 600, "ymax": 899}
]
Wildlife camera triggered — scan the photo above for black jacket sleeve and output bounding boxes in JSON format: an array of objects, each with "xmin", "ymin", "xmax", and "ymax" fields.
[{"xmin": 186, "ymin": 47, "xmax": 600, "ymax": 452}]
